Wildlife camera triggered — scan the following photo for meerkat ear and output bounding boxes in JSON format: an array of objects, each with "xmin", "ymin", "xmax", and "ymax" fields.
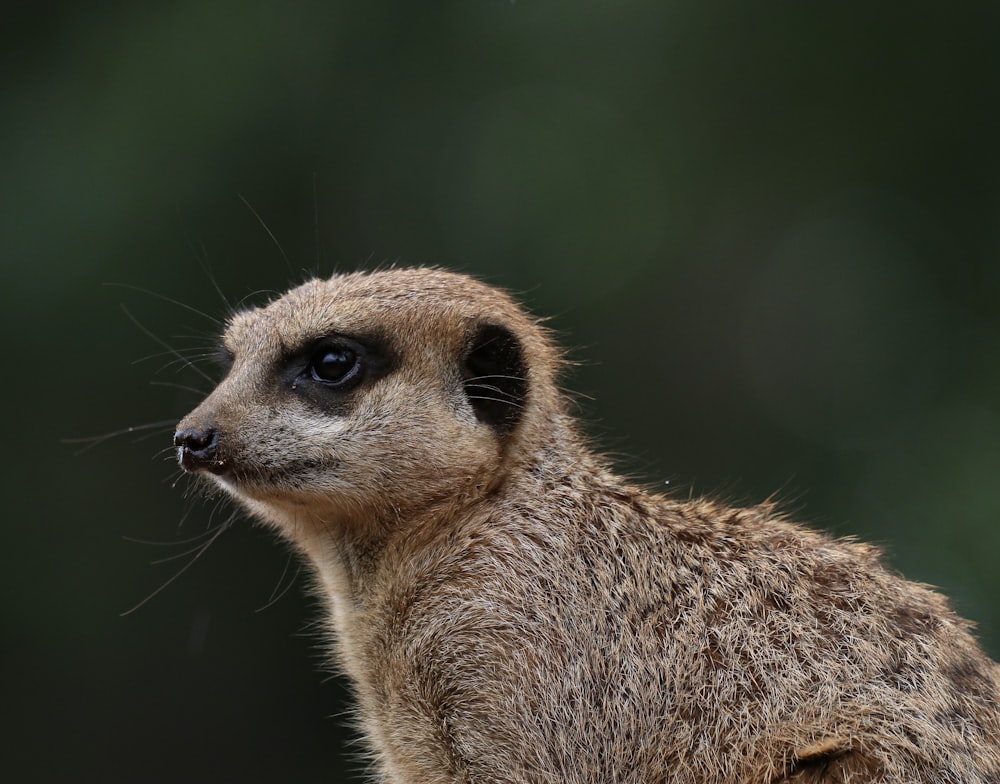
[{"xmin": 462, "ymin": 323, "xmax": 528, "ymax": 438}]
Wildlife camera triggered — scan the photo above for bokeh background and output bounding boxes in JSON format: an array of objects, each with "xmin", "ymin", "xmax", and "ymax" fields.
[{"xmin": 4, "ymin": 2, "xmax": 999, "ymax": 781}]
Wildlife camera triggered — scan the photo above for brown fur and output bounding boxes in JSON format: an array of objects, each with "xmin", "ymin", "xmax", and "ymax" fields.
[{"xmin": 175, "ymin": 268, "xmax": 1000, "ymax": 783}]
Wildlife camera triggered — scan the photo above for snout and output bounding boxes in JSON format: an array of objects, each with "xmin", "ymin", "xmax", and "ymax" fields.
[{"xmin": 174, "ymin": 425, "xmax": 226, "ymax": 474}]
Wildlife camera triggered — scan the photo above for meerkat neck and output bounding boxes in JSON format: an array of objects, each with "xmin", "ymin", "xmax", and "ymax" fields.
[{"xmin": 300, "ymin": 412, "xmax": 600, "ymax": 610}]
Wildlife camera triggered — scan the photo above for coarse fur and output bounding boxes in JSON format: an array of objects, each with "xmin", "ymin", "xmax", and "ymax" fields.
[{"xmin": 175, "ymin": 267, "xmax": 1000, "ymax": 783}]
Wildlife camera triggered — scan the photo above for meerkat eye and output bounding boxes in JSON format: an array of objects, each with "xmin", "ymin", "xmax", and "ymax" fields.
[{"xmin": 309, "ymin": 345, "xmax": 362, "ymax": 386}]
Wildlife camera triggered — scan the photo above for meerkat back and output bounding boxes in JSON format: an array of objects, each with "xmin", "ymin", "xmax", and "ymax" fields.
[{"xmin": 174, "ymin": 268, "xmax": 1000, "ymax": 783}]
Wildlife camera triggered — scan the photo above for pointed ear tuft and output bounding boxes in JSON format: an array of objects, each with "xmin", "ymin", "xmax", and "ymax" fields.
[{"xmin": 462, "ymin": 323, "xmax": 527, "ymax": 438}]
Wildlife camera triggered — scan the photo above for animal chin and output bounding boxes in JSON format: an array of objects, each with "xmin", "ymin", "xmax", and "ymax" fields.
[
  {"xmin": 213, "ymin": 466, "xmax": 313, "ymax": 505},
  {"xmin": 206, "ymin": 464, "xmax": 265, "ymax": 497}
]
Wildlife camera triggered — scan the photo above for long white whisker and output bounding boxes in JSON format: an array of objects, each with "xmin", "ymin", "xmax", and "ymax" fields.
[
  {"xmin": 256, "ymin": 555, "xmax": 302, "ymax": 613},
  {"xmin": 120, "ymin": 305, "xmax": 216, "ymax": 385},
  {"xmin": 63, "ymin": 420, "xmax": 177, "ymax": 454},
  {"xmin": 148, "ymin": 380, "xmax": 208, "ymax": 396},
  {"xmin": 103, "ymin": 282, "xmax": 223, "ymax": 326},
  {"xmin": 463, "ymin": 373, "xmax": 526, "ymax": 383},
  {"xmin": 238, "ymin": 193, "xmax": 293, "ymax": 277},
  {"xmin": 119, "ymin": 516, "xmax": 232, "ymax": 617},
  {"xmin": 465, "ymin": 395, "xmax": 524, "ymax": 409}
]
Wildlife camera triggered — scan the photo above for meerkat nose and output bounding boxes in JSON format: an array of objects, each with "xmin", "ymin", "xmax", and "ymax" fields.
[{"xmin": 174, "ymin": 426, "xmax": 221, "ymax": 472}]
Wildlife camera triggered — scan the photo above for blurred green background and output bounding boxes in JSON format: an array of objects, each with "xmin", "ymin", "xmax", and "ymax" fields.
[{"xmin": 4, "ymin": 2, "xmax": 999, "ymax": 781}]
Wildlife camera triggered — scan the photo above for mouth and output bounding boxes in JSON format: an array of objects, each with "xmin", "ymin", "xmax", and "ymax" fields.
[
  {"xmin": 177, "ymin": 446, "xmax": 230, "ymax": 475},
  {"xmin": 204, "ymin": 457, "xmax": 339, "ymax": 492}
]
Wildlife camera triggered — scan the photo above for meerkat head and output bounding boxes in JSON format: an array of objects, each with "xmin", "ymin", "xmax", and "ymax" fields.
[{"xmin": 174, "ymin": 268, "xmax": 562, "ymax": 536}]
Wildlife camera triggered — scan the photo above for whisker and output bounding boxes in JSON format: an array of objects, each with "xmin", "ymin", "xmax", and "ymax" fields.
[
  {"xmin": 154, "ymin": 350, "xmax": 222, "ymax": 374},
  {"xmin": 175, "ymin": 206, "xmax": 237, "ymax": 319},
  {"xmin": 120, "ymin": 305, "xmax": 216, "ymax": 385},
  {"xmin": 149, "ymin": 380, "xmax": 208, "ymax": 396},
  {"xmin": 156, "ymin": 447, "xmax": 180, "ymax": 463},
  {"xmin": 312, "ymin": 171, "xmax": 324, "ymax": 277},
  {"xmin": 167, "ymin": 494, "xmax": 203, "ymax": 532},
  {"xmin": 63, "ymin": 420, "xmax": 177, "ymax": 454},
  {"xmin": 256, "ymin": 554, "xmax": 302, "ymax": 613},
  {"xmin": 123, "ymin": 526, "xmax": 226, "ymax": 547},
  {"xmin": 131, "ymin": 432, "xmax": 172, "ymax": 449},
  {"xmin": 103, "ymin": 282, "xmax": 222, "ymax": 326},
  {"xmin": 204, "ymin": 496, "xmax": 236, "ymax": 531},
  {"xmin": 149, "ymin": 528, "xmax": 230, "ymax": 564},
  {"xmin": 465, "ymin": 382, "xmax": 511, "ymax": 395},
  {"xmin": 234, "ymin": 288, "xmax": 283, "ymax": 310},
  {"xmin": 131, "ymin": 345, "xmax": 219, "ymax": 365},
  {"xmin": 463, "ymin": 373, "xmax": 527, "ymax": 384},
  {"xmin": 464, "ymin": 383, "xmax": 522, "ymax": 401},
  {"xmin": 465, "ymin": 395, "xmax": 524, "ymax": 409},
  {"xmin": 119, "ymin": 515, "xmax": 233, "ymax": 616},
  {"xmin": 238, "ymin": 193, "xmax": 293, "ymax": 277}
]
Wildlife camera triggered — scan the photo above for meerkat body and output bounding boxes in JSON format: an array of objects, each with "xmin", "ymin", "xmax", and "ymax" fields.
[{"xmin": 175, "ymin": 268, "xmax": 1000, "ymax": 783}]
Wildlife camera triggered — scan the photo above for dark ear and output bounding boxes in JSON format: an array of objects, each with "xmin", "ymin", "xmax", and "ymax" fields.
[{"xmin": 462, "ymin": 323, "xmax": 527, "ymax": 438}]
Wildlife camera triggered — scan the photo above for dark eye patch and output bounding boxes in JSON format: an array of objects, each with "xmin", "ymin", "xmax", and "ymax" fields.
[{"xmin": 284, "ymin": 332, "xmax": 394, "ymax": 410}]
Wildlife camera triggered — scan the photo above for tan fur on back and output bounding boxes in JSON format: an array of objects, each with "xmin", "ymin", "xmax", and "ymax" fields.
[{"xmin": 175, "ymin": 268, "xmax": 1000, "ymax": 783}]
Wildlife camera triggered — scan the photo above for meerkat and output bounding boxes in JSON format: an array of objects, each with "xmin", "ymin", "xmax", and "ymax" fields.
[{"xmin": 174, "ymin": 267, "xmax": 1000, "ymax": 783}]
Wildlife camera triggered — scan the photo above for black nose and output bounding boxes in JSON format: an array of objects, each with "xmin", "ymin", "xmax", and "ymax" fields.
[{"xmin": 174, "ymin": 426, "xmax": 221, "ymax": 472}]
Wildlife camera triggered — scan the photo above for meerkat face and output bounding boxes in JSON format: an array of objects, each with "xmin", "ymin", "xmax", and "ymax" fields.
[{"xmin": 173, "ymin": 269, "xmax": 540, "ymax": 532}]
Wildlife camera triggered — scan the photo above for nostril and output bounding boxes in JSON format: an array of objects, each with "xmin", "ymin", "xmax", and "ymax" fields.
[
  {"xmin": 174, "ymin": 426, "xmax": 216, "ymax": 450},
  {"xmin": 174, "ymin": 426, "xmax": 221, "ymax": 472}
]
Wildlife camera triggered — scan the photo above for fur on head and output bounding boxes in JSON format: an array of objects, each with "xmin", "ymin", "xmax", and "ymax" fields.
[{"xmin": 175, "ymin": 268, "xmax": 564, "ymax": 537}]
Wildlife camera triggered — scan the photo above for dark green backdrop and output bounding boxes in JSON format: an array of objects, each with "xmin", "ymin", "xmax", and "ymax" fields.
[{"xmin": 4, "ymin": 2, "xmax": 999, "ymax": 781}]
